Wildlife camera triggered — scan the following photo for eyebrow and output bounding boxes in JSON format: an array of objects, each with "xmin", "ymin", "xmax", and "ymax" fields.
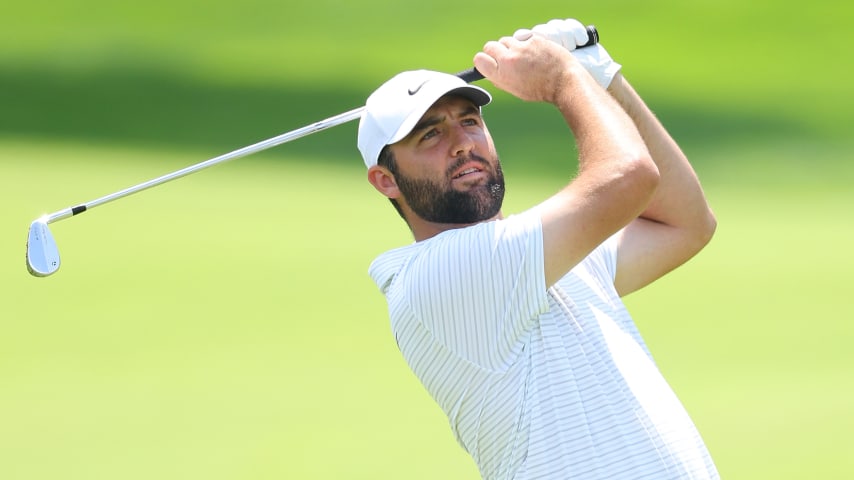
[{"xmin": 409, "ymin": 104, "xmax": 481, "ymax": 139}]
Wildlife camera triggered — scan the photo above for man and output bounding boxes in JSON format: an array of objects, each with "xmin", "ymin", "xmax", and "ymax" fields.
[{"xmin": 357, "ymin": 18, "xmax": 719, "ymax": 480}]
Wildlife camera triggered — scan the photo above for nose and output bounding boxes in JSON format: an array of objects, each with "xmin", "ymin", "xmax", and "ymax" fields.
[{"xmin": 450, "ymin": 124, "xmax": 476, "ymax": 158}]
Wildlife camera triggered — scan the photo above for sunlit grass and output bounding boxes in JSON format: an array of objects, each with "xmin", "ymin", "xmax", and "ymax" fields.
[
  {"xmin": 2, "ymin": 136, "xmax": 852, "ymax": 479},
  {"xmin": 1, "ymin": 0, "xmax": 852, "ymax": 477}
]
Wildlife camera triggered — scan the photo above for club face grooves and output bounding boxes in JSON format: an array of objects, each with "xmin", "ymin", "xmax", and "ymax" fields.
[{"xmin": 26, "ymin": 220, "xmax": 61, "ymax": 277}]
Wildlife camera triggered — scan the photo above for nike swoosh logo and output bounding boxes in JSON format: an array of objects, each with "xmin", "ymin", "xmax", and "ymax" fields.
[{"xmin": 408, "ymin": 81, "xmax": 428, "ymax": 95}]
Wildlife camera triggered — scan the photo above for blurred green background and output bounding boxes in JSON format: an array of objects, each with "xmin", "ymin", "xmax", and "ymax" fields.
[{"xmin": 2, "ymin": 0, "xmax": 852, "ymax": 478}]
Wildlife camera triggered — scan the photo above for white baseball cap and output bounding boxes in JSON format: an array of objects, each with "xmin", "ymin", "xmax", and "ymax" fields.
[{"xmin": 357, "ymin": 70, "xmax": 492, "ymax": 168}]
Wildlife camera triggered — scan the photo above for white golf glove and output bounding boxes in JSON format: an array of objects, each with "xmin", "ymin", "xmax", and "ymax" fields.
[{"xmin": 514, "ymin": 18, "xmax": 622, "ymax": 88}]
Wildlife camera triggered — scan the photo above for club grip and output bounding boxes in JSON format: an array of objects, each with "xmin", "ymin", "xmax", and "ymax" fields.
[{"xmin": 455, "ymin": 24, "xmax": 599, "ymax": 83}]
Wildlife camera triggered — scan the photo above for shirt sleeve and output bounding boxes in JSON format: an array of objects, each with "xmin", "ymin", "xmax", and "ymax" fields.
[
  {"xmin": 597, "ymin": 230, "xmax": 621, "ymax": 281},
  {"xmin": 398, "ymin": 210, "xmax": 550, "ymax": 371}
]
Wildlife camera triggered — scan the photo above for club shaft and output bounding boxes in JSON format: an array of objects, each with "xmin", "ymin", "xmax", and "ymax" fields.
[
  {"xmin": 44, "ymin": 106, "xmax": 365, "ymax": 225},
  {"xmin": 41, "ymin": 24, "xmax": 600, "ymax": 226}
]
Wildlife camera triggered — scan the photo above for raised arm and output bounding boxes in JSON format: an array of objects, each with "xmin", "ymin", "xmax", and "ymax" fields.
[
  {"xmin": 608, "ymin": 74, "xmax": 717, "ymax": 296},
  {"xmin": 486, "ymin": 18, "xmax": 716, "ymax": 295},
  {"xmin": 474, "ymin": 33, "xmax": 659, "ymax": 287}
]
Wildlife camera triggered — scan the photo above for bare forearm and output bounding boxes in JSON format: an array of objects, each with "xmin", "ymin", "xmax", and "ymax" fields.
[
  {"xmin": 608, "ymin": 74, "xmax": 716, "ymax": 236},
  {"xmin": 555, "ymin": 72, "xmax": 649, "ymax": 177},
  {"xmin": 537, "ymin": 68, "xmax": 659, "ymax": 285},
  {"xmin": 474, "ymin": 36, "xmax": 660, "ymax": 285}
]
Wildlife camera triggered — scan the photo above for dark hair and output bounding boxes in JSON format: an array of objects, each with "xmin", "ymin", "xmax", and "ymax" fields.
[{"xmin": 377, "ymin": 145, "xmax": 406, "ymax": 221}]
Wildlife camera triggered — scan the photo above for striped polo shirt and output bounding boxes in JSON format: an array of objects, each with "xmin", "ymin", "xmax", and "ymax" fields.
[{"xmin": 369, "ymin": 210, "xmax": 718, "ymax": 480}]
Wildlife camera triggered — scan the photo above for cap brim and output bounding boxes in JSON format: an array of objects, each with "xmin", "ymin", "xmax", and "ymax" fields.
[{"xmin": 387, "ymin": 84, "xmax": 492, "ymax": 146}]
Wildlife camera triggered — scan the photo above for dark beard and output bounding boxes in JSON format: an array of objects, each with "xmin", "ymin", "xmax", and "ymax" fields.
[{"xmin": 395, "ymin": 154, "xmax": 505, "ymax": 224}]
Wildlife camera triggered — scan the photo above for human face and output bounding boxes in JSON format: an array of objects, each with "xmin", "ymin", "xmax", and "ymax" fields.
[{"xmin": 388, "ymin": 96, "xmax": 504, "ymax": 225}]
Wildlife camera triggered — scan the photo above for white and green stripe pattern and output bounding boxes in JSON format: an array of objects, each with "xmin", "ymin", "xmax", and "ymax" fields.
[{"xmin": 370, "ymin": 211, "xmax": 718, "ymax": 479}]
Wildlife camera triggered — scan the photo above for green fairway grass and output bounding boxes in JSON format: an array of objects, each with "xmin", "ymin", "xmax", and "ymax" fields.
[{"xmin": 2, "ymin": 1, "xmax": 853, "ymax": 478}]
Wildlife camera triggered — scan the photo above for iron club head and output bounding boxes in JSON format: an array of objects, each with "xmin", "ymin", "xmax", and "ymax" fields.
[{"xmin": 26, "ymin": 217, "xmax": 61, "ymax": 277}]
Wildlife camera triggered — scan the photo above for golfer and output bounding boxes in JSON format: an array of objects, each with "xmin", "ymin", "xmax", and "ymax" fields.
[{"xmin": 358, "ymin": 18, "xmax": 718, "ymax": 480}]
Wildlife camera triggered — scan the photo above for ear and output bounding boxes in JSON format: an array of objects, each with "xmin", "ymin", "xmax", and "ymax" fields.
[{"xmin": 367, "ymin": 165, "xmax": 401, "ymax": 199}]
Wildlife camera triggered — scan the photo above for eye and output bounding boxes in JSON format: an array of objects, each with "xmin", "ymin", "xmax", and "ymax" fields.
[
  {"xmin": 421, "ymin": 128, "xmax": 439, "ymax": 141},
  {"xmin": 462, "ymin": 117, "xmax": 480, "ymax": 127}
]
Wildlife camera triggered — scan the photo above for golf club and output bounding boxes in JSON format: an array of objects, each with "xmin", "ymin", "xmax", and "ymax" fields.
[{"xmin": 25, "ymin": 25, "xmax": 599, "ymax": 277}]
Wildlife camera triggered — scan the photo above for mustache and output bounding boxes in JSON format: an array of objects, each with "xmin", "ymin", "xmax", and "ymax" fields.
[{"xmin": 445, "ymin": 153, "xmax": 492, "ymax": 178}]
